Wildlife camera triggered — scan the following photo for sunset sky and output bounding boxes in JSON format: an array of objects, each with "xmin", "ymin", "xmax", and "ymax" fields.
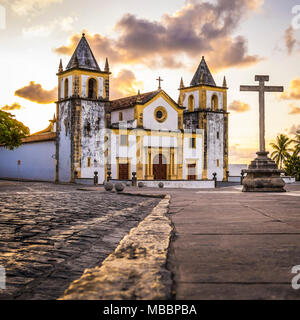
[{"xmin": 0, "ymin": 0, "xmax": 300, "ymax": 163}]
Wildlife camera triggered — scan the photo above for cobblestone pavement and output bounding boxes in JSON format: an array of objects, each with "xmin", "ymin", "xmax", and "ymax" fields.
[{"xmin": 0, "ymin": 181, "xmax": 159, "ymax": 300}]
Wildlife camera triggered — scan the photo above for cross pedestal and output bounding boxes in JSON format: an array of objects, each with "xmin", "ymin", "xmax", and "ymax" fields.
[{"xmin": 240, "ymin": 75, "xmax": 285, "ymax": 192}]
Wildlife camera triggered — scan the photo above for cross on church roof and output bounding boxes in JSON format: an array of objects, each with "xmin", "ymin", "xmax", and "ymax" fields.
[{"xmin": 156, "ymin": 76, "xmax": 163, "ymax": 90}]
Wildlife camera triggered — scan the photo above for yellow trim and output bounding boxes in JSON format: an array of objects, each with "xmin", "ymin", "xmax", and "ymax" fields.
[{"xmin": 154, "ymin": 106, "xmax": 168, "ymax": 123}]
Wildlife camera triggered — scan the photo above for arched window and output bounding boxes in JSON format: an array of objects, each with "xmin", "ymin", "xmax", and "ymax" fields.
[
  {"xmin": 188, "ymin": 95, "xmax": 194, "ymax": 112},
  {"xmin": 88, "ymin": 78, "xmax": 97, "ymax": 99},
  {"xmin": 211, "ymin": 94, "xmax": 218, "ymax": 111},
  {"xmin": 64, "ymin": 78, "xmax": 69, "ymax": 99}
]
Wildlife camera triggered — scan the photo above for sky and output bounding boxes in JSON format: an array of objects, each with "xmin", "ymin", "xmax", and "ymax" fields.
[{"xmin": 0, "ymin": 0, "xmax": 300, "ymax": 163}]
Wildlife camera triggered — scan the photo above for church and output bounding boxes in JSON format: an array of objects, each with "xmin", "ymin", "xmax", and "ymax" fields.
[{"xmin": 0, "ymin": 34, "xmax": 229, "ymax": 187}]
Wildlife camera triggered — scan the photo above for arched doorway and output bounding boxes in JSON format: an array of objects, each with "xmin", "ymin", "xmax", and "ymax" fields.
[{"xmin": 153, "ymin": 154, "xmax": 167, "ymax": 180}]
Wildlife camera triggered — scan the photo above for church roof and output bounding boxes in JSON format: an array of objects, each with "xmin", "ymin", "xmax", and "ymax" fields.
[
  {"xmin": 66, "ymin": 34, "xmax": 101, "ymax": 72},
  {"xmin": 190, "ymin": 56, "xmax": 216, "ymax": 87},
  {"xmin": 110, "ymin": 90, "xmax": 161, "ymax": 111}
]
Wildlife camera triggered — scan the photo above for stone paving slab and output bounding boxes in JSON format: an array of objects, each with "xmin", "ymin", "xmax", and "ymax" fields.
[
  {"xmin": 60, "ymin": 195, "xmax": 172, "ymax": 300},
  {"xmin": 0, "ymin": 181, "xmax": 160, "ymax": 300},
  {"xmin": 166, "ymin": 184, "xmax": 300, "ymax": 300}
]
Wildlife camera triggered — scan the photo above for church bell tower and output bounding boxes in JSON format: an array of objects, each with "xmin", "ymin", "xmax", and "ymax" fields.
[
  {"xmin": 56, "ymin": 33, "xmax": 111, "ymax": 183},
  {"xmin": 179, "ymin": 57, "xmax": 229, "ymax": 181}
]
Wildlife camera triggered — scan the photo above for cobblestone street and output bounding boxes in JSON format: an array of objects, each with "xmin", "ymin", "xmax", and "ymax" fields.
[{"xmin": 0, "ymin": 181, "xmax": 159, "ymax": 300}]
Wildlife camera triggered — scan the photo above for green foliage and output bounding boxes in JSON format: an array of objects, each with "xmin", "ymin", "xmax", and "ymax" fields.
[
  {"xmin": 284, "ymin": 152, "xmax": 300, "ymax": 181},
  {"xmin": 292, "ymin": 132, "xmax": 300, "ymax": 156},
  {"xmin": 0, "ymin": 110, "xmax": 30, "ymax": 150},
  {"xmin": 270, "ymin": 134, "xmax": 293, "ymax": 169}
]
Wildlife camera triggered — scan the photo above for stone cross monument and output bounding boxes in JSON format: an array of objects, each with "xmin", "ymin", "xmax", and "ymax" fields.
[{"xmin": 240, "ymin": 75, "xmax": 286, "ymax": 192}]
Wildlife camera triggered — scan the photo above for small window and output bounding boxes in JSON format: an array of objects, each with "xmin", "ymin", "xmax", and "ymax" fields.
[
  {"xmin": 64, "ymin": 78, "xmax": 69, "ymax": 99},
  {"xmin": 188, "ymin": 95, "xmax": 194, "ymax": 112},
  {"xmin": 212, "ymin": 95, "xmax": 218, "ymax": 111},
  {"xmin": 216, "ymin": 159, "xmax": 220, "ymax": 167},
  {"xmin": 88, "ymin": 78, "xmax": 97, "ymax": 99},
  {"xmin": 87, "ymin": 157, "xmax": 91, "ymax": 167},
  {"xmin": 190, "ymin": 137, "xmax": 196, "ymax": 149},
  {"xmin": 119, "ymin": 112, "xmax": 123, "ymax": 121},
  {"xmin": 120, "ymin": 135, "xmax": 128, "ymax": 146},
  {"xmin": 217, "ymin": 131, "xmax": 220, "ymax": 139}
]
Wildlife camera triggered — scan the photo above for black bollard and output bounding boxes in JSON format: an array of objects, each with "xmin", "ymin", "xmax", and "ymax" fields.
[
  {"xmin": 94, "ymin": 171, "xmax": 98, "ymax": 185},
  {"xmin": 107, "ymin": 171, "xmax": 112, "ymax": 181},
  {"xmin": 213, "ymin": 172, "xmax": 217, "ymax": 188},
  {"xmin": 132, "ymin": 172, "xmax": 137, "ymax": 187}
]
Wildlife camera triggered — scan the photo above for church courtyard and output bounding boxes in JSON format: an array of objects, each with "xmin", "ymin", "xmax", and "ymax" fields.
[
  {"xmin": 0, "ymin": 180, "xmax": 160, "ymax": 299},
  {"xmin": 0, "ymin": 180, "xmax": 300, "ymax": 299}
]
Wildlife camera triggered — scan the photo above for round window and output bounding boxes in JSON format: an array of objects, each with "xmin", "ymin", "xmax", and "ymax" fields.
[{"xmin": 154, "ymin": 107, "xmax": 167, "ymax": 123}]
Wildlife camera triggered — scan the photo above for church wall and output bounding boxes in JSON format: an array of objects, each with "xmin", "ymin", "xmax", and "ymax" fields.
[
  {"xmin": 182, "ymin": 90, "xmax": 199, "ymax": 110},
  {"xmin": 143, "ymin": 97, "xmax": 178, "ymax": 131},
  {"xmin": 80, "ymin": 100, "xmax": 106, "ymax": 183},
  {"xmin": 182, "ymin": 132, "xmax": 203, "ymax": 179},
  {"xmin": 206, "ymin": 90, "xmax": 223, "ymax": 110},
  {"xmin": 0, "ymin": 140, "xmax": 56, "ymax": 181},
  {"xmin": 207, "ymin": 112, "xmax": 224, "ymax": 181},
  {"xmin": 81, "ymin": 75, "xmax": 104, "ymax": 98},
  {"xmin": 111, "ymin": 108, "xmax": 134, "ymax": 123},
  {"xmin": 57, "ymin": 101, "xmax": 72, "ymax": 182},
  {"xmin": 109, "ymin": 131, "xmax": 137, "ymax": 180}
]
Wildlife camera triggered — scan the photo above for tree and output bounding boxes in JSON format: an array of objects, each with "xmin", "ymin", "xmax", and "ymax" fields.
[
  {"xmin": 292, "ymin": 131, "xmax": 300, "ymax": 156},
  {"xmin": 0, "ymin": 110, "xmax": 30, "ymax": 150},
  {"xmin": 270, "ymin": 134, "xmax": 293, "ymax": 169},
  {"xmin": 284, "ymin": 152, "xmax": 300, "ymax": 180}
]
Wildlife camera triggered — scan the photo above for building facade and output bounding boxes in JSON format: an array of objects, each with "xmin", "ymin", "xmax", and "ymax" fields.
[{"xmin": 0, "ymin": 35, "xmax": 229, "ymax": 185}]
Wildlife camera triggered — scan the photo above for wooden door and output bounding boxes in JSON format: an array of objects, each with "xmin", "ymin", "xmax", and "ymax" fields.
[
  {"xmin": 153, "ymin": 154, "xmax": 167, "ymax": 180},
  {"xmin": 187, "ymin": 164, "xmax": 196, "ymax": 180},
  {"xmin": 119, "ymin": 163, "xmax": 129, "ymax": 180}
]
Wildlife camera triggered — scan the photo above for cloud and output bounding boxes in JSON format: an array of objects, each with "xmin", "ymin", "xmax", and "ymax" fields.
[
  {"xmin": 284, "ymin": 26, "xmax": 297, "ymax": 55},
  {"xmin": 22, "ymin": 16, "xmax": 78, "ymax": 38},
  {"xmin": 289, "ymin": 103, "xmax": 300, "ymax": 115},
  {"xmin": 229, "ymin": 144, "xmax": 257, "ymax": 163},
  {"xmin": 110, "ymin": 69, "xmax": 144, "ymax": 100},
  {"xmin": 15, "ymin": 82, "xmax": 57, "ymax": 104},
  {"xmin": 280, "ymin": 78, "xmax": 300, "ymax": 100},
  {"xmin": 1, "ymin": 103, "xmax": 23, "ymax": 111},
  {"xmin": 289, "ymin": 124, "xmax": 300, "ymax": 135},
  {"xmin": 54, "ymin": 0, "xmax": 263, "ymax": 71},
  {"xmin": 8, "ymin": 0, "xmax": 63, "ymax": 16},
  {"xmin": 229, "ymin": 100, "xmax": 251, "ymax": 112}
]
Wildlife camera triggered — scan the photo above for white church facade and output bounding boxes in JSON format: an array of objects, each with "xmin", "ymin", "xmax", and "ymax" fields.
[{"xmin": 0, "ymin": 34, "xmax": 229, "ymax": 186}]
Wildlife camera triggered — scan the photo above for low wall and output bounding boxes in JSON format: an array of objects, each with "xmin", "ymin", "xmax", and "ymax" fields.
[
  {"xmin": 127, "ymin": 180, "xmax": 215, "ymax": 189},
  {"xmin": 228, "ymin": 176, "xmax": 242, "ymax": 183},
  {"xmin": 282, "ymin": 176, "xmax": 296, "ymax": 184},
  {"xmin": 0, "ymin": 140, "xmax": 56, "ymax": 182}
]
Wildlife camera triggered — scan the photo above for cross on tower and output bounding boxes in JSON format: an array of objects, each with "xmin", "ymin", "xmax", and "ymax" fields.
[
  {"xmin": 156, "ymin": 76, "xmax": 163, "ymax": 90},
  {"xmin": 240, "ymin": 75, "xmax": 283, "ymax": 153}
]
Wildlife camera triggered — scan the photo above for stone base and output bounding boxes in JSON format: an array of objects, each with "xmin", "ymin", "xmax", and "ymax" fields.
[{"xmin": 242, "ymin": 152, "xmax": 286, "ymax": 192}]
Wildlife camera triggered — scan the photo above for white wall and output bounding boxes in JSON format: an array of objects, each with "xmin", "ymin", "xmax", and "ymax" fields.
[
  {"xmin": 206, "ymin": 90, "xmax": 223, "ymax": 110},
  {"xmin": 182, "ymin": 132, "xmax": 203, "ymax": 179},
  {"xmin": 207, "ymin": 112, "xmax": 224, "ymax": 181},
  {"xmin": 81, "ymin": 75, "xmax": 104, "ymax": 98},
  {"xmin": 182, "ymin": 90, "xmax": 199, "ymax": 110},
  {"xmin": 0, "ymin": 141, "xmax": 56, "ymax": 181},
  {"xmin": 143, "ymin": 97, "xmax": 178, "ymax": 131},
  {"xmin": 111, "ymin": 108, "xmax": 135, "ymax": 123},
  {"xmin": 58, "ymin": 101, "xmax": 71, "ymax": 182}
]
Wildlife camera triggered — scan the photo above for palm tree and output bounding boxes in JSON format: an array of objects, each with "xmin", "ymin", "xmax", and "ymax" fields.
[
  {"xmin": 292, "ymin": 131, "xmax": 300, "ymax": 155},
  {"xmin": 270, "ymin": 134, "xmax": 293, "ymax": 169}
]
